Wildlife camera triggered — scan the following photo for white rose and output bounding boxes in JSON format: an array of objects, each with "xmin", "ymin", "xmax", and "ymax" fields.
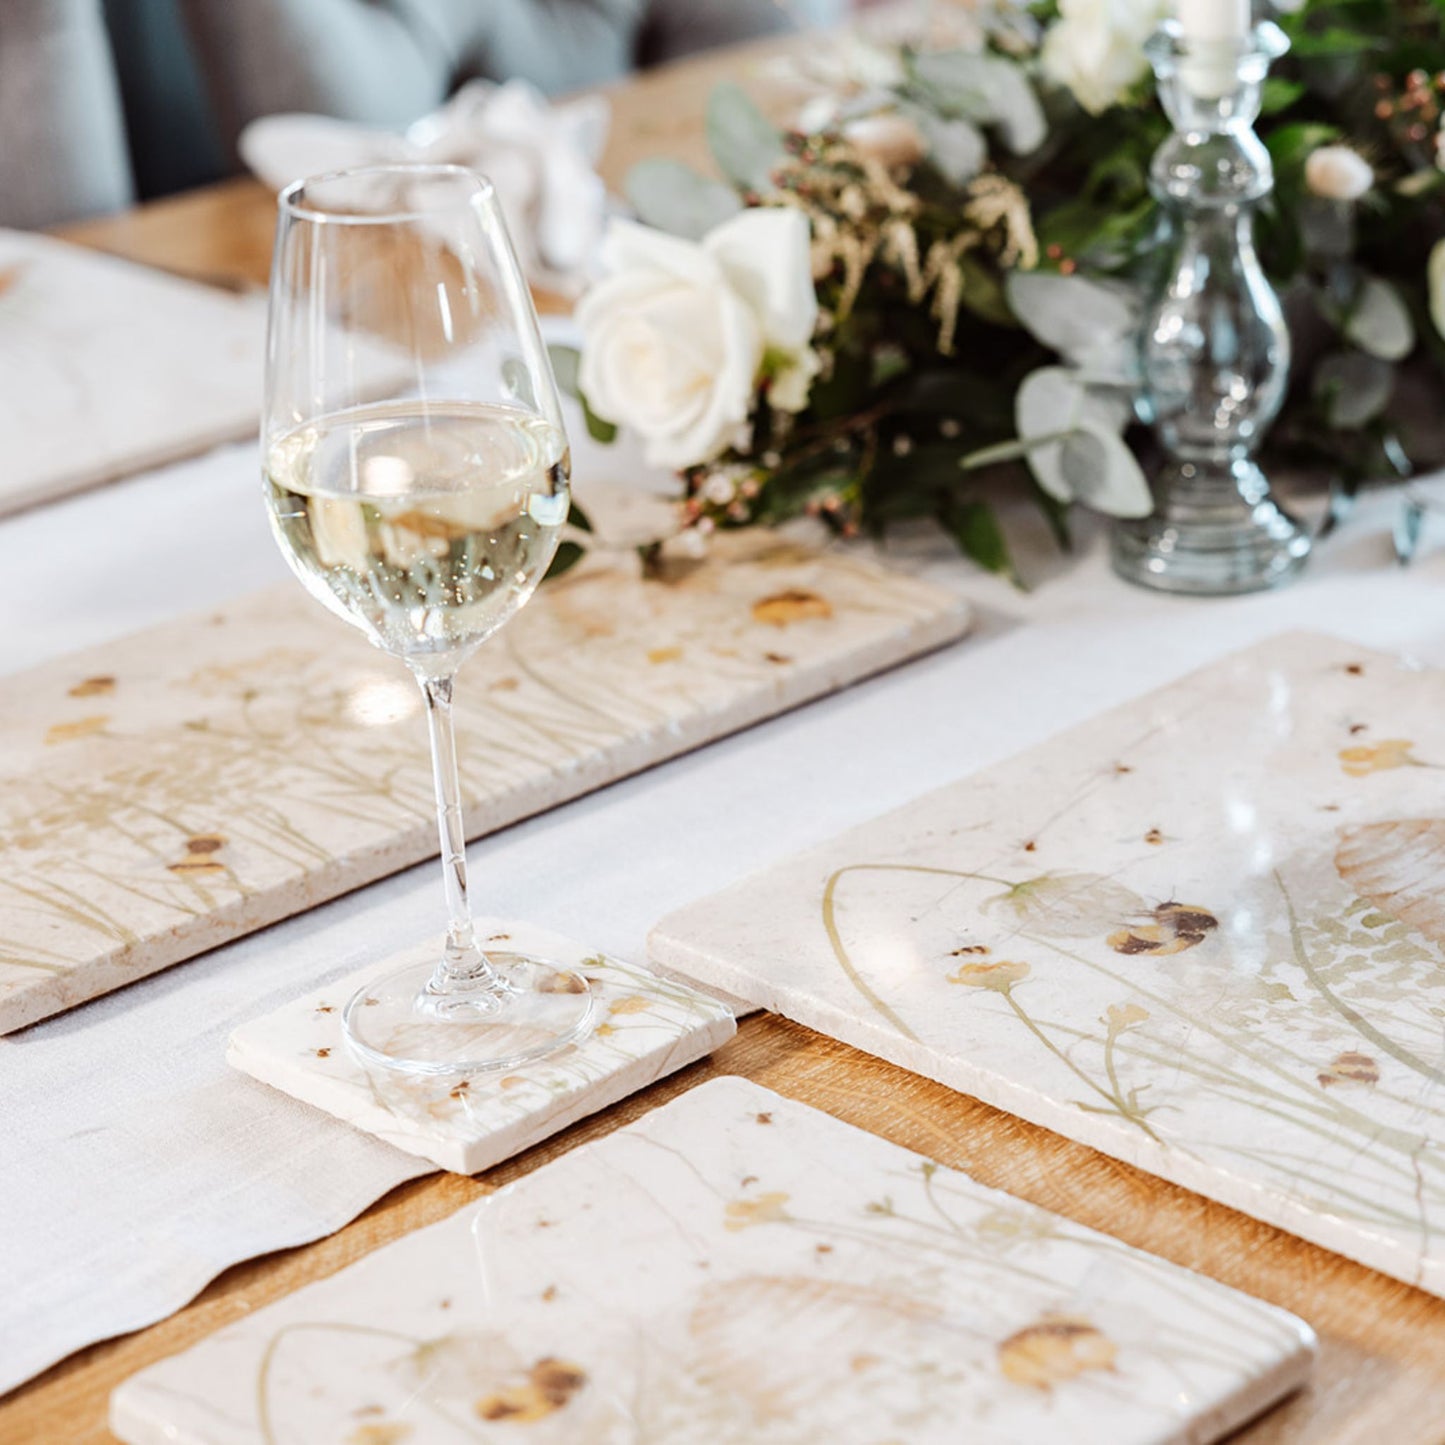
[
  {"xmin": 842, "ymin": 113, "xmax": 927, "ymax": 169},
  {"xmin": 1040, "ymin": 0, "xmax": 1168, "ymax": 115},
  {"xmin": 577, "ymin": 211, "xmax": 817, "ymax": 469},
  {"xmin": 1304, "ymin": 144, "xmax": 1374, "ymax": 202}
]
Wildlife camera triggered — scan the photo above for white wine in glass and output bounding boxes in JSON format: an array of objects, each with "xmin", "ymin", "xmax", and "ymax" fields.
[{"xmin": 263, "ymin": 165, "xmax": 592, "ymax": 1076}]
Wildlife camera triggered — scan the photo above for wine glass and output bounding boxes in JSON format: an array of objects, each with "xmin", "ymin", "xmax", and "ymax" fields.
[{"xmin": 262, "ymin": 164, "xmax": 592, "ymax": 1075}]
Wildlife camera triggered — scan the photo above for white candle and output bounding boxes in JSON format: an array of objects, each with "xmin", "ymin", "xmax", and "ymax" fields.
[
  {"xmin": 1178, "ymin": 0, "xmax": 1251, "ymax": 40},
  {"xmin": 1176, "ymin": 0, "xmax": 1253, "ymax": 99}
]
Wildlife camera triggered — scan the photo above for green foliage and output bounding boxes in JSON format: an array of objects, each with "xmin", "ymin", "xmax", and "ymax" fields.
[
  {"xmin": 547, "ymin": 343, "xmax": 616, "ymax": 443},
  {"xmin": 705, "ymin": 85, "xmax": 786, "ymax": 194},
  {"xmin": 543, "ymin": 540, "xmax": 585, "ymax": 582},
  {"xmin": 573, "ymin": 0, "xmax": 1445, "ymax": 580},
  {"xmin": 625, "ymin": 158, "xmax": 741, "ymax": 239}
]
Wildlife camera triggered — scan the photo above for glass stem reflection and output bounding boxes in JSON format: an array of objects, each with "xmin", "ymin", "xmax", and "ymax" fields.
[{"xmin": 417, "ymin": 671, "xmax": 498, "ymax": 995}]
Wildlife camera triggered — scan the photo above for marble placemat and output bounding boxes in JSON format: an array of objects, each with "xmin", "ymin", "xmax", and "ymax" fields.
[
  {"xmin": 0, "ymin": 230, "xmax": 266, "ymax": 515},
  {"xmin": 228, "ymin": 921, "xmax": 735, "ymax": 1173},
  {"xmin": 651, "ymin": 632, "xmax": 1445, "ymax": 1298},
  {"xmin": 0, "ymin": 502, "xmax": 969, "ymax": 1034},
  {"xmin": 110, "ymin": 1077, "xmax": 1314, "ymax": 1445}
]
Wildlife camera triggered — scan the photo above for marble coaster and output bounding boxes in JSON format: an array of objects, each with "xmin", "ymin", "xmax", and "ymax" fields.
[
  {"xmin": 228, "ymin": 922, "xmax": 736, "ymax": 1173},
  {"xmin": 650, "ymin": 632, "xmax": 1445, "ymax": 1298},
  {"xmin": 111, "ymin": 1076, "xmax": 1315, "ymax": 1445},
  {"xmin": 0, "ymin": 496, "xmax": 969, "ymax": 1034}
]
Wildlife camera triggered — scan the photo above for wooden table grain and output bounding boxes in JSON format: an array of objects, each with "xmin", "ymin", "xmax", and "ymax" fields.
[{"xmin": 9, "ymin": 33, "xmax": 1445, "ymax": 1445}]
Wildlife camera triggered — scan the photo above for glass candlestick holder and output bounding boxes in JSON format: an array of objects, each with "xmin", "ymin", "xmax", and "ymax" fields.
[{"xmin": 1112, "ymin": 20, "xmax": 1310, "ymax": 595}]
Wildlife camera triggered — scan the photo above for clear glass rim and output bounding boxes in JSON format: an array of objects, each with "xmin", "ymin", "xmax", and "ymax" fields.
[{"xmin": 277, "ymin": 162, "xmax": 497, "ymax": 227}]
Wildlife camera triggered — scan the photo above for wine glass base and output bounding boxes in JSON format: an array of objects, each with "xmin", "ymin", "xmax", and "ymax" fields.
[{"xmin": 342, "ymin": 953, "xmax": 595, "ymax": 1078}]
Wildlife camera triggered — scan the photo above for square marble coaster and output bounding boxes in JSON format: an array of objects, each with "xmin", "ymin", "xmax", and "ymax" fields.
[
  {"xmin": 228, "ymin": 921, "xmax": 736, "ymax": 1173},
  {"xmin": 111, "ymin": 1076, "xmax": 1315, "ymax": 1445},
  {"xmin": 650, "ymin": 632, "xmax": 1445, "ymax": 1297}
]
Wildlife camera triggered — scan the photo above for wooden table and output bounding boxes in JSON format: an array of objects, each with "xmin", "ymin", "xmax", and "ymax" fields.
[{"xmin": 8, "ymin": 35, "xmax": 1445, "ymax": 1445}]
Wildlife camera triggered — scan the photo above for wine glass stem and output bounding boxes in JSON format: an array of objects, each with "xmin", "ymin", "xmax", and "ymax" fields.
[{"xmin": 417, "ymin": 672, "xmax": 499, "ymax": 996}]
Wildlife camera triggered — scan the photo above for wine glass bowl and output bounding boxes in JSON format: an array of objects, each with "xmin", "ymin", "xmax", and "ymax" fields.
[{"xmin": 263, "ymin": 164, "xmax": 592, "ymax": 1075}]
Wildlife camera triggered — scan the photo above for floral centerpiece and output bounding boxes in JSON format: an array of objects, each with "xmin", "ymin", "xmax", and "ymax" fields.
[{"xmin": 550, "ymin": 0, "xmax": 1445, "ymax": 580}]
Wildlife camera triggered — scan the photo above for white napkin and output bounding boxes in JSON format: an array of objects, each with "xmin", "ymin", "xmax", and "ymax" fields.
[{"xmin": 240, "ymin": 80, "xmax": 610, "ymax": 293}]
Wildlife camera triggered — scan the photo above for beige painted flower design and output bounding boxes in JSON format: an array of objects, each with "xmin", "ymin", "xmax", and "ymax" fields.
[
  {"xmin": 982, "ymin": 873, "xmax": 1147, "ymax": 939},
  {"xmin": 44, "ymin": 715, "xmax": 109, "ymax": 745},
  {"xmin": 1103, "ymin": 1002, "xmax": 1149, "ymax": 1032},
  {"xmin": 724, "ymin": 1191, "xmax": 792, "ymax": 1231},
  {"xmin": 1318, "ymin": 1051, "xmax": 1380, "ymax": 1088},
  {"xmin": 1339, "ymin": 739, "xmax": 1421, "ymax": 776},
  {"xmin": 67, "ymin": 676, "xmax": 116, "ymax": 698},
  {"xmin": 751, "ymin": 589, "xmax": 833, "ymax": 626},
  {"xmin": 475, "ymin": 1357, "xmax": 588, "ymax": 1423},
  {"xmin": 1335, "ymin": 819, "xmax": 1445, "ymax": 944},
  {"xmin": 998, "ymin": 1314, "xmax": 1117, "ymax": 1389},
  {"xmin": 167, "ymin": 835, "xmax": 227, "ymax": 877},
  {"xmin": 347, "ymin": 1423, "xmax": 412, "ymax": 1445},
  {"xmin": 948, "ymin": 958, "xmax": 1030, "ymax": 990}
]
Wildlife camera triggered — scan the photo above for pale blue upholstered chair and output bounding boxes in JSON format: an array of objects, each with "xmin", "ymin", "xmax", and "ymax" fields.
[{"xmin": 1, "ymin": 0, "xmax": 826, "ymax": 229}]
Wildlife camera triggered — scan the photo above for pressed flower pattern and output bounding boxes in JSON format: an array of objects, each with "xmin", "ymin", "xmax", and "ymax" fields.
[
  {"xmin": 724, "ymin": 1191, "xmax": 792, "ymax": 1231},
  {"xmin": 998, "ymin": 1315, "xmax": 1118, "ymax": 1389},
  {"xmin": 1339, "ymin": 739, "xmax": 1424, "ymax": 776},
  {"xmin": 475, "ymin": 1357, "xmax": 587, "ymax": 1423},
  {"xmin": 948, "ymin": 958, "xmax": 1030, "ymax": 989}
]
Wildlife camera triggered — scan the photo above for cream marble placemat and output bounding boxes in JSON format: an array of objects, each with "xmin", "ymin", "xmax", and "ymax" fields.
[
  {"xmin": 0, "ymin": 502, "xmax": 970, "ymax": 1033},
  {"xmin": 0, "ymin": 230, "xmax": 266, "ymax": 515},
  {"xmin": 652, "ymin": 633, "xmax": 1445, "ymax": 1298},
  {"xmin": 110, "ymin": 1076, "xmax": 1314, "ymax": 1445}
]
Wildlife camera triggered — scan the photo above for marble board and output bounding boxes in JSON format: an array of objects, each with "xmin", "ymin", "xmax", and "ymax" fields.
[
  {"xmin": 228, "ymin": 921, "xmax": 736, "ymax": 1173},
  {"xmin": 651, "ymin": 633, "xmax": 1445, "ymax": 1297},
  {"xmin": 0, "ymin": 512, "xmax": 968, "ymax": 1033},
  {"xmin": 0, "ymin": 230, "xmax": 265, "ymax": 514},
  {"xmin": 110, "ymin": 1077, "xmax": 1315, "ymax": 1444}
]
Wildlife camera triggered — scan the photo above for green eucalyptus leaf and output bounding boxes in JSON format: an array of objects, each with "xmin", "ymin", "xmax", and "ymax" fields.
[
  {"xmin": 1261, "ymin": 77, "xmax": 1305, "ymax": 114},
  {"xmin": 544, "ymin": 540, "xmax": 585, "ymax": 582},
  {"xmin": 583, "ymin": 402, "xmax": 618, "ymax": 444},
  {"xmin": 1313, "ymin": 350, "xmax": 1394, "ymax": 429},
  {"xmin": 908, "ymin": 51, "xmax": 1045, "ymax": 154},
  {"xmin": 1015, "ymin": 368, "xmax": 1149, "ymax": 517},
  {"xmin": 547, "ymin": 343, "xmax": 582, "ymax": 400},
  {"xmin": 907, "ymin": 107, "xmax": 986, "ymax": 184},
  {"xmin": 1345, "ymin": 277, "xmax": 1414, "ymax": 362},
  {"xmin": 706, "ymin": 84, "xmax": 785, "ymax": 194},
  {"xmin": 1063, "ymin": 423, "xmax": 1151, "ymax": 518},
  {"xmin": 625, "ymin": 158, "xmax": 741, "ymax": 239},
  {"xmin": 1005, "ymin": 272, "xmax": 1138, "ymax": 363},
  {"xmin": 947, "ymin": 500, "xmax": 1015, "ymax": 579},
  {"xmin": 550, "ymin": 343, "xmax": 618, "ymax": 443},
  {"xmin": 567, "ymin": 502, "xmax": 594, "ymax": 534}
]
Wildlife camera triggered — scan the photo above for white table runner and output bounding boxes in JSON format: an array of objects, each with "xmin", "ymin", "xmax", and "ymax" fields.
[{"xmin": 3, "ymin": 419, "xmax": 1445, "ymax": 1394}]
